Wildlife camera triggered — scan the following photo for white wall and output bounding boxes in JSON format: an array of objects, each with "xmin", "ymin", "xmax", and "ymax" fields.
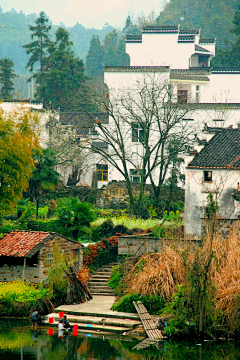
[
  {"xmin": 185, "ymin": 168, "xmax": 240, "ymax": 237},
  {"xmin": 126, "ymin": 33, "xmax": 196, "ymax": 68}
]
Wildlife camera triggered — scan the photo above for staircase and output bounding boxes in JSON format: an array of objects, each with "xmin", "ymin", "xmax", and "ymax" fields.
[{"xmin": 89, "ymin": 264, "xmax": 116, "ymax": 296}]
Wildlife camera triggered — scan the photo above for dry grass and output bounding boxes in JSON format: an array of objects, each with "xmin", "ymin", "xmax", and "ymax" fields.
[
  {"xmin": 122, "ymin": 228, "xmax": 240, "ymax": 327},
  {"xmin": 124, "ymin": 247, "xmax": 186, "ymax": 299}
]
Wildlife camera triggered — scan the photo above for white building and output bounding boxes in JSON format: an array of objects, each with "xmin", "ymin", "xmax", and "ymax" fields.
[
  {"xmin": 185, "ymin": 126, "xmax": 240, "ymax": 238},
  {"xmin": 91, "ymin": 25, "xmax": 240, "ymax": 189}
]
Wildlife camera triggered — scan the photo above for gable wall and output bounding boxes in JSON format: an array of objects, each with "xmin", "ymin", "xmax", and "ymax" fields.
[{"xmin": 38, "ymin": 235, "xmax": 83, "ymax": 282}]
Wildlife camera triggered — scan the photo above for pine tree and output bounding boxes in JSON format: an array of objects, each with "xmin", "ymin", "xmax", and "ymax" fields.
[
  {"xmin": 23, "ymin": 11, "xmax": 51, "ymax": 73},
  {"xmin": 123, "ymin": 15, "xmax": 139, "ymax": 35},
  {"xmin": 0, "ymin": 57, "xmax": 17, "ymax": 99},
  {"xmin": 86, "ymin": 35, "xmax": 104, "ymax": 80},
  {"xmin": 103, "ymin": 29, "xmax": 119, "ymax": 66},
  {"xmin": 36, "ymin": 27, "xmax": 95, "ymax": 111}
]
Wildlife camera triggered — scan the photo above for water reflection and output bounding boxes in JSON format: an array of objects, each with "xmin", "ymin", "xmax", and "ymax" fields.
[{"xmin": 0, "ymin": 320, "xmax": 240, "ymax": 360}]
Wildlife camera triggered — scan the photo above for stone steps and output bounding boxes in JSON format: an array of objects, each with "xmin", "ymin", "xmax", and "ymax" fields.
[
  {"xmin": 89, "ymin": 263, "xmax": 116, "ymax": 296},
  {"xmin": 46, "ymin": 311, "xmax": 141, "ymax": 334}
]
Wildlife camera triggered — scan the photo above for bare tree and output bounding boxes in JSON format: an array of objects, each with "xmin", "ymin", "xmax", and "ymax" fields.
[
  {"xmin": 47, "ymin": 114, "xmax": 91, "ymax": 186},
  {"xmin": 87, "ymin": 74, "xmax": 196, "ymax": 215}
]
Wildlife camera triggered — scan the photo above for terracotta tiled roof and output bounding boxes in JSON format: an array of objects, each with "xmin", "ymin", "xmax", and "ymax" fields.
[
  {"xmin": 0, "ymin": 231, "xmax": 51, "ymax": 258},
  {"xmin": 187, "ymin": 128, "xmax": 240, "ymax": 169}
]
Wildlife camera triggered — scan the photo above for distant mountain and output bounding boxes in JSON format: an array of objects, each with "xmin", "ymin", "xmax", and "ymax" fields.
[{"xmin": 0, "ymin": 8, "xmax": 113, "ymax": 76}]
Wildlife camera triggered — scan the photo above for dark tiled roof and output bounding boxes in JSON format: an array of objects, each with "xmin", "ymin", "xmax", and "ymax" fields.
[
  {"xmin": 142, "ymin": 25, "xmax": 178, "ymax": 33},
  {"xmin": 104, "ymin": 66, "xmax": 170, "ymax": 72},
  {"xmin": 187, "ymin": 128, "xmax": 240, "ymax": 169},
  {"xmin": 212, "ymin": 67, "xmax": 240, "ymax": 74},
  {"xmin": 171, "ymin": 68, "xmax": 211, "ymax": 75},
  {"xmin": 0, "ymin": 231, "xmax": 51, "ymax": 258},
  {"xmin": 179, "ymin": 29, "xmax": 200, "ymax": 35},
  {"xmin": 178, "ymin": 35, "xmax": 195, "ymax": 42},
  {"xmin": 195, "ymin": 44, "xmax": 210, "ymax": 53},
  {"xmin": 199, "ymin": 38, "xmax": 216, "ymax": 44},
  {"xmin": 170, "ymin": 73, "xmax": 210, "ymax": 82},
  {"xmin": 125, "ymin": 35, "xmax": 142, "ymax": 43},
  {"xmin": 60, "ymin": 112, "xmax": 109, "ymax": 136}
]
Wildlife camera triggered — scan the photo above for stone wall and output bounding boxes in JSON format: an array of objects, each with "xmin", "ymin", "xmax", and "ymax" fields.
[
  {"xmin": 0, "ymin": 263, "xmax": 39, "ymax": 282},
  {"xmin": 118, "ymin": 234, "xmax": 201, "ymax": 256},
  {"xmin": 96, "ymin": 180, "xmax": 152, "ymax": 209},
  {"xmin": 38, "ymin": 235, "xmax": 83, "ymax": 282}
]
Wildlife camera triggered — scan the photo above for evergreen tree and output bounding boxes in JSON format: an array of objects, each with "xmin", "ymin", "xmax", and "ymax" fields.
[
  {"xmin": 103, "ymin": 29, "xmax": 119, "ymax": 66},
  {"xmin": 23, "ymin": 11, "xmax": 51, "ymax": 73},
  {"xmin": 36, "ymin": 27, "xmax": 95, "ymax": 111},
  {"xmin": 219, "ymin": 4, "xmax": 240, "ymax": 66},
  {"xmin": 0, "ymin": 57, "xmax": 17, "ymax": 99},
  {"xmin": 86, "ymin": 35, "xmax": 104, "ymax": 79},
  {"xmin": 123, "ymin": 15, "xmax": 139, "ymax": 35}
]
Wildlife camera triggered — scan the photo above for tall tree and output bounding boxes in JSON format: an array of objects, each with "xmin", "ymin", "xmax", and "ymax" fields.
[
  {"xmin": 86, "ymin": 35, "xmax": 104, "ymax": 80},
  {"xmin": 122, "ymin": 16, "xmax": 139, "ymax": 35},
  {"xmin": 29, "ymin": 148, "xmax": 60, "ymax": 218},
  {"xmin": 103, "ymin": 29, "xmax": 130, "ymax": 67},
  {"xmin": 0, "ymin": 107, "xmax": 39, "ymax": 221},
  {"xmin": 0, "ymin": 57, "xmax": 17, "ymax": 99},
  {"xmin": 23, "ymin": 11, "xmax": 52, "ymax": 73},
  {"xmin": 36, "ymin": 27, "xmax": 95, "ymax": 111}
]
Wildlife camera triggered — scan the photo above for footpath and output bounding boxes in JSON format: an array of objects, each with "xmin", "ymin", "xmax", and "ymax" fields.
[{"xmin": 45, "ymin": 265, "xmax": 141, "ymax": 335}]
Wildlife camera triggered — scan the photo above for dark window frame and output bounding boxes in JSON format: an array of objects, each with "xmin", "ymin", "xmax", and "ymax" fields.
[{"xmin": 203, "ymin": 170, "xmax": 212, "ymax": 182}]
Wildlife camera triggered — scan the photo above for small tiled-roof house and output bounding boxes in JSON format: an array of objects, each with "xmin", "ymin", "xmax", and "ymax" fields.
[
  {"xmin": 185, "ymin": 126, "xmax": 240, "ymax": 238},
  {"xmin": 0, "ymin": 231, "xmax": 83, "ymax": 283}
]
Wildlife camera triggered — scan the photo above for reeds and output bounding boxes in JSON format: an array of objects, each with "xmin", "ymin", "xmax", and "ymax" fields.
[{"xmin": 122, "ymin": 226, "xmax": 240, "ymax": 329}]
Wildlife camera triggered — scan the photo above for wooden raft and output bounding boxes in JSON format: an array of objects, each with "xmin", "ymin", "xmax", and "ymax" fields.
[{"xmin": 133, "ymin": 301, "xmax": 163, "ymax": 339}]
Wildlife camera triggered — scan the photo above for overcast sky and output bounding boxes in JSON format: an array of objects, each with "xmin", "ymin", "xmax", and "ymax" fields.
[{"xmin": 0, "ymin": 0, "xmax": 166, "ymax": 29}]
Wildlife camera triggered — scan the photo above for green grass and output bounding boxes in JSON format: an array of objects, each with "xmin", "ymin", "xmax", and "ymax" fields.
[{"xmin": 91, "ymin": 215, "xmax": 164, "ymax": 229}]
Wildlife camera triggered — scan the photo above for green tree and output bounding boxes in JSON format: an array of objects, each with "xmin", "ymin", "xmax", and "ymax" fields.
[
  {"xmin": 28, "ymin": 148, "xmax": 60, "ymax": 218},
  {"xmin": 86, "ymin": 35, "xmax": 104, "ymax": 80},
  {"xmin": 219, "ymin": 4, "xmax": 240, "ymax": 66},
  {"xmin": 0, "ymin": 107, "xmax": 39, "ymax": 221},
  {"xmin": 36, "ymin": 27, "xmax": 95, "ymax": 111},
  {"xmin": 0, "ymin": 57, "xmax": 17, "ymax": 99},
  {"xmin": 122, "ymin": 16, "xmax": 139, "ymax": 35},
  {"xmin": 103, "ymin": 29, "xmax": 130, "ymax": 67},
  {"xmin": 23, "ymin": 11, "xmax": 52, "ymax": 73}
]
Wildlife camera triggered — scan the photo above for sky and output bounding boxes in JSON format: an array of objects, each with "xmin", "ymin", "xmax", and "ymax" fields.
[{"xmin": 0, "ymin": 0, "xmax": 166, "ymax": 29}]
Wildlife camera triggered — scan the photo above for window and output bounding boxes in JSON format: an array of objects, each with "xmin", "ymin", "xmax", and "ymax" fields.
[
  {"xmin": 131, "ymin": 123, "xmax": 144, "ymax": 142},
  {"xmin": 177, "ymin": 90, "xmax": 188, "ymax": 104},
  {"xmin": 130, "ymin": 169, "xmax": 141, "ymax": 183},
  {"xmin": 213, "ymin": 119, "xmax": 225, "ymax": 127},
  {"xmin": 195, "ymin": 85, "xmax": 200, "ymax": 103},
  {"xmin": 45, "ymin": 253, "xmax": 53, "ymax": 264},
  {"xmin": 97, "ymin": 164, "xmax": 108, "ymax": 181},
  {"xmin": 204, "ymin": 171, "xmax": 212, "ymax": 182}
]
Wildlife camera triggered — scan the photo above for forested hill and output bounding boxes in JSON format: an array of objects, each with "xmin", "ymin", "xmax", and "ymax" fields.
[
  {"xmin": 0, "ymin": 0, "xmax": 238, "ymax": 79},
  {"xmin": 157, "ymin": 0, "xmax": 238, "ymax": 50},
  {"xmin": 0, "ymin": 8, "xmax": 113, "ymax": 76}
]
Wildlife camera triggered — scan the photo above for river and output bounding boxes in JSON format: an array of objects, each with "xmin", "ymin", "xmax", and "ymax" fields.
[{"xmin": 1, "ymin": 319, "xmax": 240, "ymax": 359}]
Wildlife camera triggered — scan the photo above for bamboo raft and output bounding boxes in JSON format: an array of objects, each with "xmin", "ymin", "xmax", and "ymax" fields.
[{"xmin": 133, "ymin": 301, "xmax": 163, "ymax": 339}]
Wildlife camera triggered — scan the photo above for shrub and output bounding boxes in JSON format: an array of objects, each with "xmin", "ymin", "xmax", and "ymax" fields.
[
  {"xmin": 83, "ymin": 236, "xmax": 118, "ymax": 270},
  {"xmin": 112, "ymin": 294, "xmax": 165, "ymax": 314},
  {"xmin": 91, "ymin": 219, "xmax": 114, "ymax": 242}
]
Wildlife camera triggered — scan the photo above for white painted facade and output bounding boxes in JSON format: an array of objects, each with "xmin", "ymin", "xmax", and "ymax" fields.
[
  {"xmin": 185, "ymin": 168, "xmax": 240, "ymax": 238},
  {"xmin": 97, "ymin": 25, "xmax": 240, "ymax": 190}
]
